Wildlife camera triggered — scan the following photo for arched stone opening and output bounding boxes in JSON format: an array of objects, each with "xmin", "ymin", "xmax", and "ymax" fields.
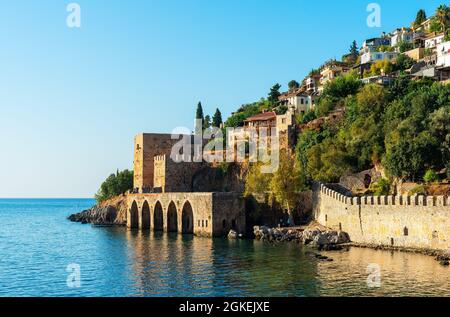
[
  {"xmin": 181, "ymin": 201, "xmax": 194, "ymax": 234},
  {"xmin": 154, "ymin": 201, "xmax": 163, "ymax": 231},
  {"xmin": 141, "ymin": 201, "xmax": 150, "ymax": 230},
  {"xmin": 167, "ymin": 201, "xmax": 178, "ymax": 232},
  {"xmin": 129, "ymin": 201, "xmax": 139, "ymax": 229}
]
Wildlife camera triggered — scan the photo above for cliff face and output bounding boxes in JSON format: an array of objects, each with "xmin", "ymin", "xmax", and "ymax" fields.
[{"xmin": 68, "ymin": 194, "xmax": 128, "ymax": 226}]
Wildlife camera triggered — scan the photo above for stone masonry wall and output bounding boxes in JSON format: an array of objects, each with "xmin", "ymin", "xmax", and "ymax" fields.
[
  {"xmin": 127, "ymin": 192, "xmax": 245, "ymax": 237},
  {"xmin": 134, "ymin": 133, "xmax": 186, "ymax": 191},
  {"xmin": 153, "ymin": 155, "xmax": 204, "ymax": 193},
  {"xmin": 313, "ymin": 182, "xmax": 450, "ymax": 250}
]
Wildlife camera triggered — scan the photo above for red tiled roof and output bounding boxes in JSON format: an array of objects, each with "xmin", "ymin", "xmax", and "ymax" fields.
[{"xmin": 244, "ymin": 111, "xmax": 277, "ymax": 122}]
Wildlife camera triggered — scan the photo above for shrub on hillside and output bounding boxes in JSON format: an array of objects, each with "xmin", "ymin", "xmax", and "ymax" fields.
[{"xmin": 95, "ymin": 169, "xmax": 134, "ymax": 203}]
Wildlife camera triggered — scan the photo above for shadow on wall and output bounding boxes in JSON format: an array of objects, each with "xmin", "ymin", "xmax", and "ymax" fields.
[{"xmin": 244, "ymin": 191, "xmax": 313, "ymax": 233}]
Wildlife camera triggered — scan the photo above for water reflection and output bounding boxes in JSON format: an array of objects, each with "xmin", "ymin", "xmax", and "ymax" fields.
[{"xmin": 122, "ymin": 230, "xmax": 449, "ymax": 297}]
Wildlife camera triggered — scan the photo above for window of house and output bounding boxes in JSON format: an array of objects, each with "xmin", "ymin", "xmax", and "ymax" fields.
[
  {"xmin": 205, "ymin": 220, "xmax": 208, "ymax": 227},
  {"xmin": 202, "ymin": 220, "xmax": 204, "ymax": 227}
]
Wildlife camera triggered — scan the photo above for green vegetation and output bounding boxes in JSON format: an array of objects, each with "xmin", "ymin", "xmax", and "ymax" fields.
[
  {"xmin": 224, "ymin": 99, "xmax": 270, "ymax": 127},
  {"xmin": 245, "ymin": 151, "xmax": 306, "ymax": 224},
  {"xmin": 423, "ymin": 169, "xmax": 439, "ymax": 183},
  {"xmin": 212, "ymin": 108, "xmax": 223, "ymax": 127},
  {"xmin": 395, "ymin": 54, "xmax": 415, "ymax": 71},
  {"xmin": 369, "ymin": 178, "xmax": 391, "ymax": 196},
  {"xmin": 268, "ymin": 83, "xmax": 282, "ymax": 106},
  {"xmin": 288, "ymin": 80, "xmax": 300, "ymax": 91},
  {"xmin": 95, "ymin": 170, "xmax": 133, "ymax": 203},
  {"xmin": 414, "ymin": 9, "xmax": 427, "ymax": 28},
  {"xmin": 296, "ymin": 78, "xmax": 449, "ymax": 184}
]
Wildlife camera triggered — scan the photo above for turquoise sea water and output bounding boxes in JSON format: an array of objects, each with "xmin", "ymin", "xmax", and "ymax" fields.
[{"xmin": 0, "ymin": 199, "xmax": 448, "ymax": 297}]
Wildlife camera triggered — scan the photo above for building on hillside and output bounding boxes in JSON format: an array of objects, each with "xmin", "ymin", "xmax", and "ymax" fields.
[
  {"xmin": 436, "ymin": 41, "xmax": 450, "ymax": 82},
  {"xmin": 305, "ymin": 74, "xmax": 321, "ymax": 93},
  {"xmin": 244, "ymin": 111, "xmax": 277, "ymax": 132},
  {"xmin": 361, "ymin": 75, "xmax": 396, "ymax": 86},
  {"xmin": 319, "ymin": 63, "xmax": 350, "ymax": 90},
  {"xmin": 360, "ymin": 51, "xmax": 398, "ymax": 64},
  {"xmin": 390, "ymin": 28, "xmax": 414, "ymax": 48},
  {"xmin": 414, "ymin": 18, "xmax": 434, "ymax": 33},
  {"xmin": 425, "ymin": 33, "xmax": 445, "ymax": 49},
  {"xmin": 361, "ymin": 35, "xmax": 391, "ymax": 54},
  {"xmin": 278, "ymin": 88, "xmax": 317, "ymax": 115},
  {"xmin": 410, "ymin": 54, "xmax": 438, "ymax": 80}
]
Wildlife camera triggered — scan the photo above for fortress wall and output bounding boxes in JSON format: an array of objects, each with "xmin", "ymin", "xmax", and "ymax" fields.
[
  {"xmin": 156, "ymin": 155, "xmax": 204, "ymax": 193},
  {"xmin": 212, "ymin": 193, "xmax": 246, "ymax": 236},
  {"xmin": 314, "ymin": 183, "xmax": 450, "ymax": 250},
  {"xmin": 134, "ymin": 133, "xmax": 185, "ymax": 191}
]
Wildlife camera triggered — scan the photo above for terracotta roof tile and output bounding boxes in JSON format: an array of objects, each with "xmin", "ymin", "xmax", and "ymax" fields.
[{"xmin": 244, "ymin": 111, "xmax": 277, "ymax": 122}]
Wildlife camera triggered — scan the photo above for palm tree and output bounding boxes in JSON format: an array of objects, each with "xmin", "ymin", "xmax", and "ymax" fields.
[{"xmin": 435, "ymin": 4, "xmax": 449, "ymax": 33}]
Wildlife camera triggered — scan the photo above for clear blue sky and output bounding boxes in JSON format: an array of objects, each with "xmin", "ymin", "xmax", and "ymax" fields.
[{"xmin": 0, "ymin": 0, "xmax": 445, "ymax": 198}]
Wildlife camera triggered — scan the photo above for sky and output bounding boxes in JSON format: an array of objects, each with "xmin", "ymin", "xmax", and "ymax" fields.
[{"xmin": 0, "ymin": 0, "xmax": 445, "ymax": 198}]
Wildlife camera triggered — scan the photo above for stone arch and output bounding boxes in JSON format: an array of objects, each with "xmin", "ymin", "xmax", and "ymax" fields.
[
  {"xmin": 141, "ymin": 201, "xmax": 150, "ymax": 230},
  {"xmin": 129, "ymin": 201, "xmax": 139, "ymax": 229},
  {"xmin": 167, "ymin": 201, "xmax": 178, "ymax": 232},
  {"xmin": 181, "ymin": 201, "xmax": 194, "ymax": 234},
  {"xmin": 154, "ymin": 201, "xmax": 163, "ymax": 231}
]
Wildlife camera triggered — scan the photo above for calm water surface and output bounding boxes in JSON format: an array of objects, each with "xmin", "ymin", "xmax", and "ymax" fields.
[{"xmin": 0, "ymin": 199, "xmax": 448, "ymax": 297}]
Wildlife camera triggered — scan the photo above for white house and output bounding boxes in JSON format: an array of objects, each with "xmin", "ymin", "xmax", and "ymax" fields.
[
  {"xmin": 437, "ymin": 41, "xmax": 450, "ymax": 68},
  {"xmin": 390, "ymin": 28, "xmax": 414, "ymax": 47},
  {"xmin": 361, "ymin": 51, "xmax": 398, "ymax": 64},
  {"xmin": 278, "ymin": 89, "xmax": 317, "ymax": 115},
  {"xmin": 425, "ymin": 33, "xmax": 445, "ymax": 49}
]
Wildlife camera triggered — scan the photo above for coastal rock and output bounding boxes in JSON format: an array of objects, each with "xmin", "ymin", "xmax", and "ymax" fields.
[
  {"xmin": 68, "ymin": 205, "xmax": 117, "ymax": 225},
  {"xmin": 302, "ymin": 228, "xmax": 350, "ymax": 247}
]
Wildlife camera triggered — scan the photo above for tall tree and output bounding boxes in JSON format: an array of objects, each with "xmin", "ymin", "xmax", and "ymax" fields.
[
  {"xmin": 195, "ymin": 102, "xmax": 204, "ymax": 132},
  {"xmin": 349, "ymin": 40, "xmax": 359, "ymax": 58},
  {"xmin": 204, "ymin": 115, "xmax": 211, "ymax": 129},
  {"xmin": 414, "ymin": 9, "xmax": 427, "ymax": 27},
  {"xmin": 212, "ymin": 108, "xmax": 223, "ymax": 127},
  {"xmin": 435, "ymin": 5, "xmax": 449, "ymax": 32},
  {"xmin": 288, "ymin": 80, "xmax": 300, "ymax": 91},
  {"xmin": 268, "ymin": 83, "xmax": 281, "ymax": 106},
  {"xmin": 269, "ymin": 150, "xmax": 307, "ymax": 226}
]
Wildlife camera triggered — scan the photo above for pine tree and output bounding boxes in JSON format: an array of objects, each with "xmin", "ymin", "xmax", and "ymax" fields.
[
  {"xmin": 204, "ymin": 115, "xmax": 211, "ymax": 129},
  {"xmin": 212, "ymin": 108, "xmax": 223, "ymax": 127},
  {"xmin": 349, "ymin": 40, "xmax": 359, "ymax": 58},
  {"xmin": 195, "ymin": 102, "xmax": 204, "ymax": 132},
  {"xmin": 414, "ymin": 9, "xmax": 427, "ymax": 28},
  {"xmin": 268, "ymin": 83, "xmax": 281, "ymax": 106},
  {"xmin": 288, "ymin": 80, "xmax": 300, "ymax": 91}
]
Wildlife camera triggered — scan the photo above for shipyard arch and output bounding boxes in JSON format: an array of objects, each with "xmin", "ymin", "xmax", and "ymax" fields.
[
  {"xmin": 154, "ymin": 201, "xmax": 164, "ymax": 231},
  {"xmin": 129, "ymin": 201, "xmax": 139, "ymax": 229},
  {"xmin": 181, "ymin": 201, "xmax": 194, "ymax": 234},
  {"xmin": 141, "ymin": 201, "xmax": 150, "ymax": 230},
  {"xmin": 167, "ymin": 201, "xmax": 178, "ymax": 232}
]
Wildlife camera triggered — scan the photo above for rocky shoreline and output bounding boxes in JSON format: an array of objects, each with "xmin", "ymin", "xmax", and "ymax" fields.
[
  {"xmin": 253, "ymin": 225, "xmax": 351, "ymax": 250},
  {"xmin": 68, "ymin": 195, "xmax": 127, "ymax": 226},
  {"xmin": 251, "ymin": 225, "xmax": 450, "ymax": 266}
]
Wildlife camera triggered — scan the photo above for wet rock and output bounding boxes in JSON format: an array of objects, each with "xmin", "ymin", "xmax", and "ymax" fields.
[{"xmin": 68, "ymin": 205, "xmax": 118, "ymax": 225}]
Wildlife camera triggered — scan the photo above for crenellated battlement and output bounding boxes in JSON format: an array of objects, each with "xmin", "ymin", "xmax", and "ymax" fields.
[
  {"xmin": 314, "ymin": 182, "xmax": 450, "ymax": 250},
  {"xmin": 318, "ymin": 182, "xmax": 449, "ymax": 207}
]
